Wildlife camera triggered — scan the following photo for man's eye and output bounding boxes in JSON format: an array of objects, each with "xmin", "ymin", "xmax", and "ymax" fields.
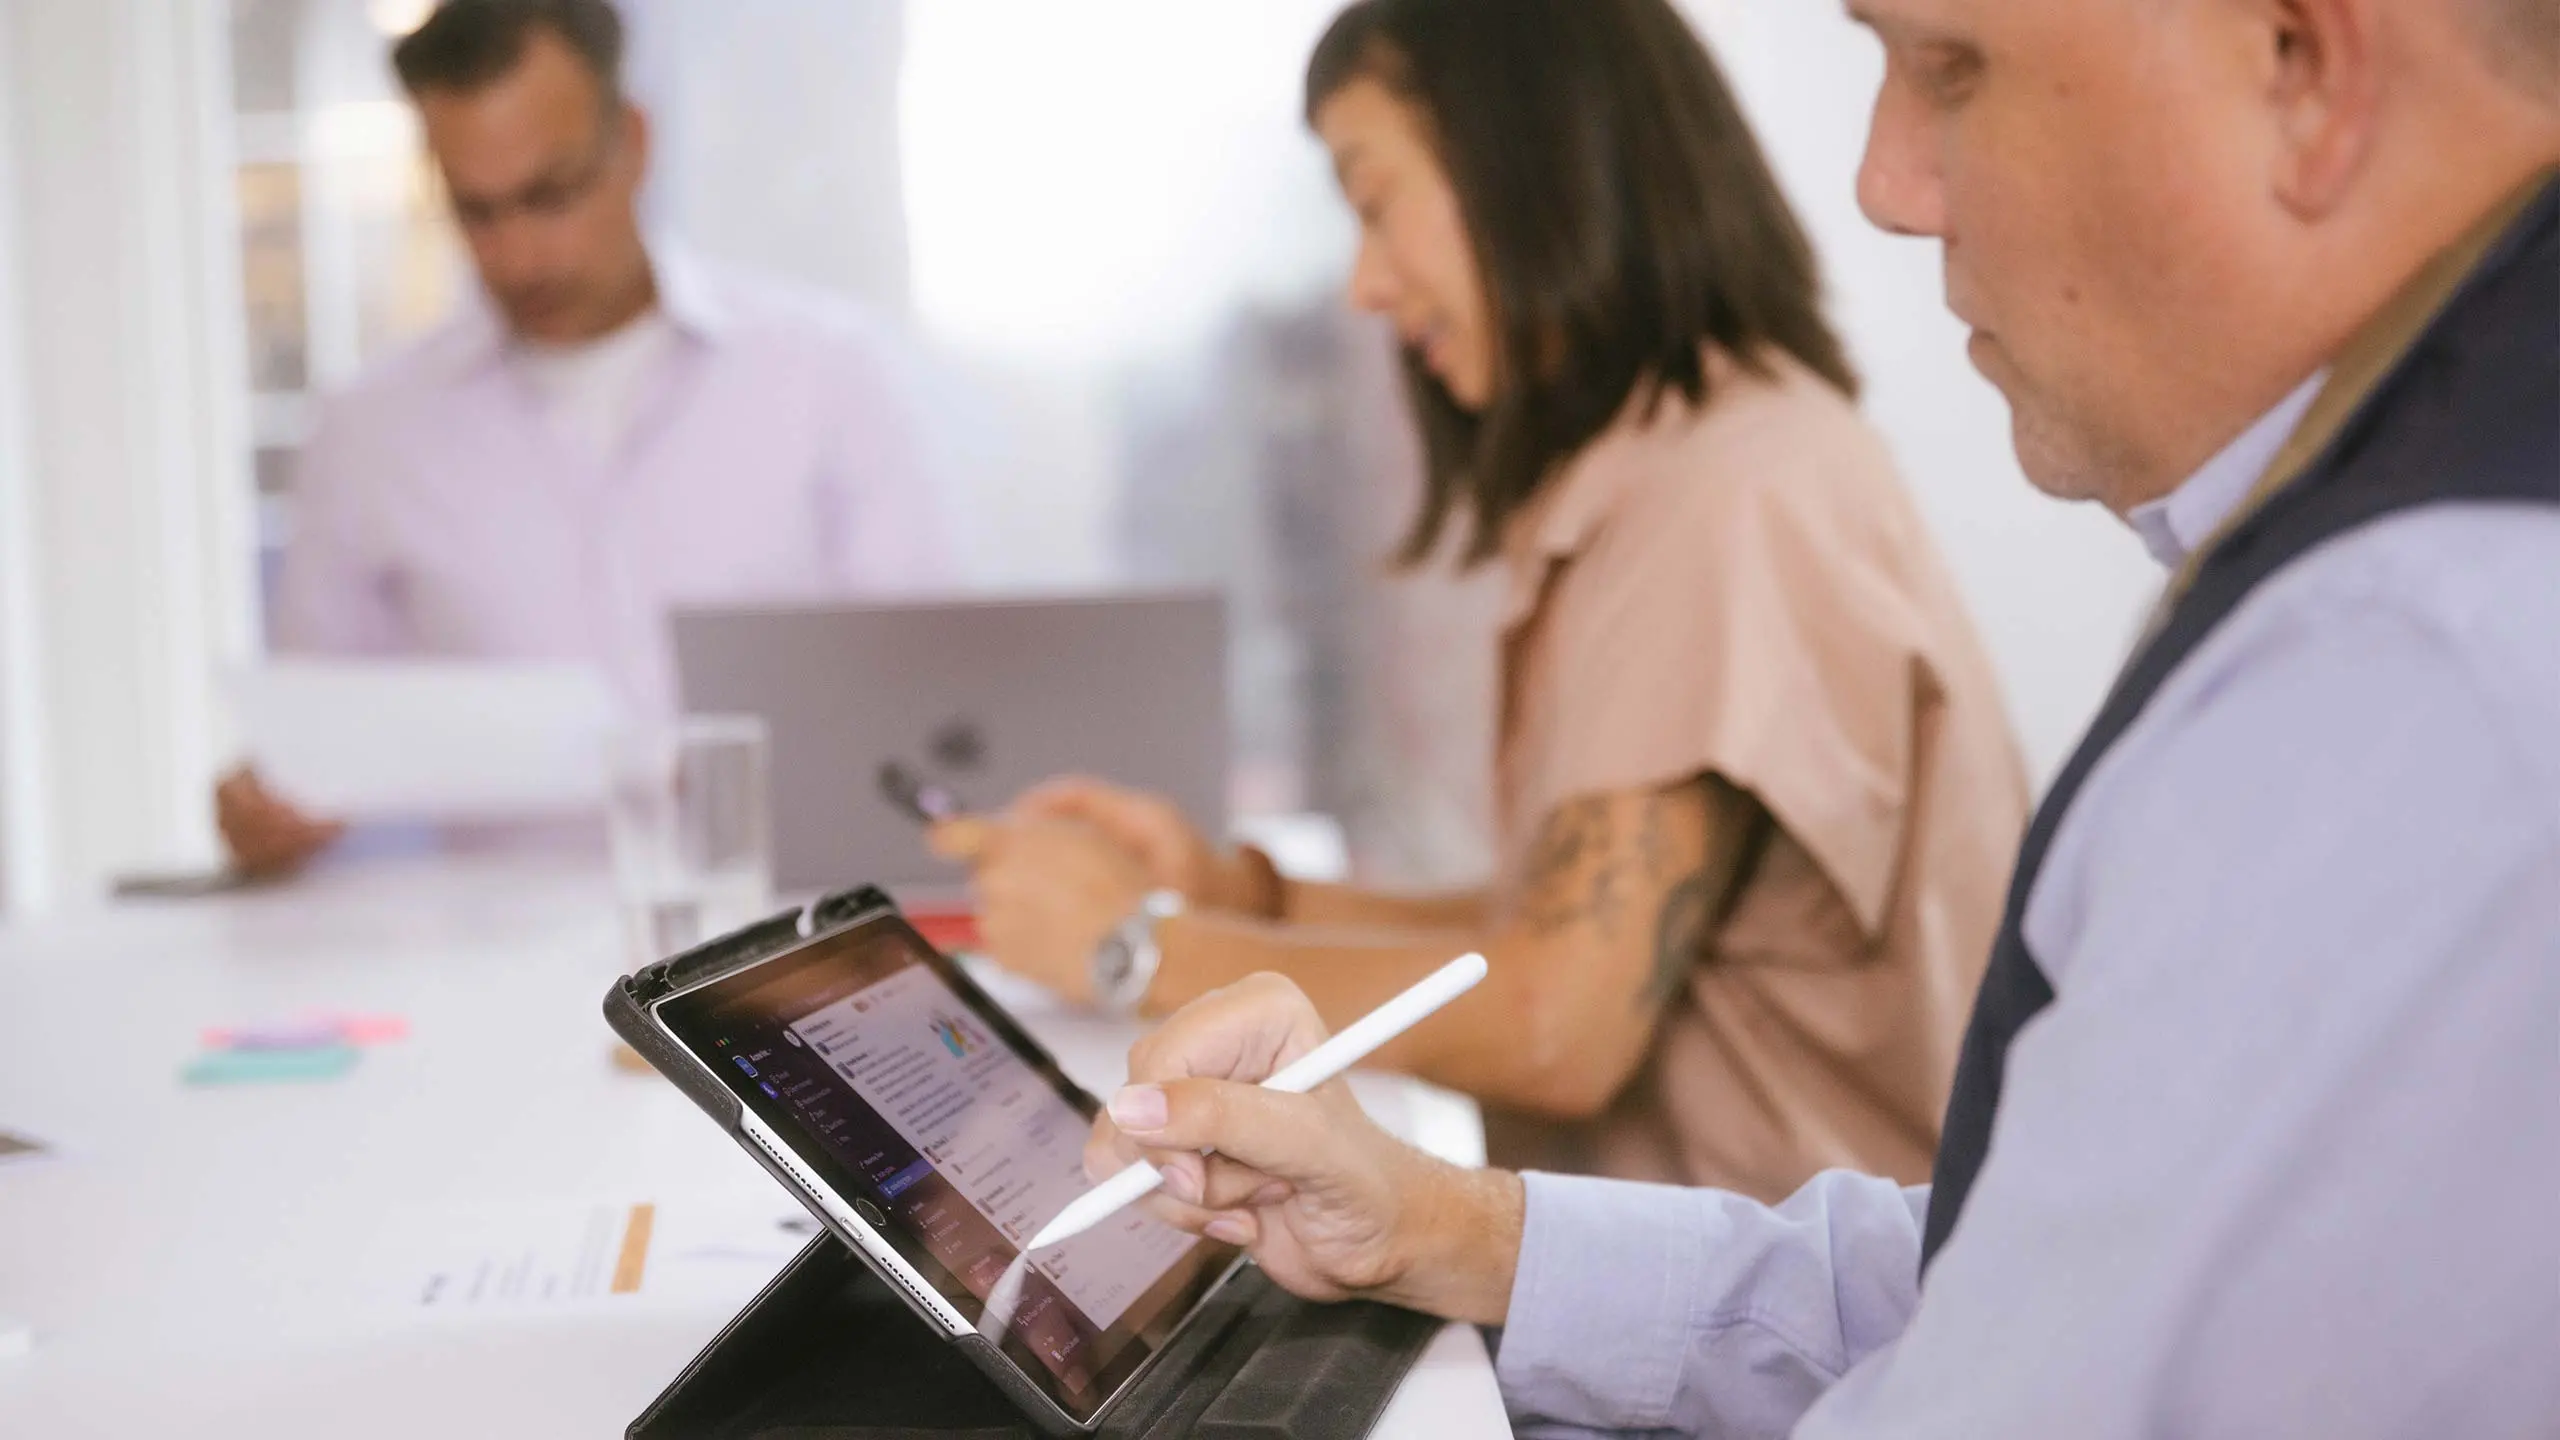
[{"xmin": 1917, "ymin": 46, "xmax": 1985, "ymax": 107}]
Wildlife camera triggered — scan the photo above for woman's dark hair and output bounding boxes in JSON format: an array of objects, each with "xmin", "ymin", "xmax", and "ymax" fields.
[{"xmin": 1307, "ymin": 0, "xmax": 1859, "ymax": 565}]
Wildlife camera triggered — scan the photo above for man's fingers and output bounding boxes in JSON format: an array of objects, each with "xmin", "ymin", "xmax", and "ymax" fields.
[
  {"xmin": 216, "ymin": 766, "xmax": 342, "ymax": 876},
  {"xmin": 1154, "ymin": 1151, "xmax": 1206, "ymax": 1203},
  {"xmin": 1126, "ymin": 972, "xmax": 1331, "ymax": 1087},
  {"xmin": 228, "ymin": 819, "xmax": 338, "ymax": 878},
  {"xmin": 1202, "ymin": 1210, "xmax": 1260, "ymax": 1247},
  {"xmin": 1074, "ymin": 1131, "xmax": 1243, "ymax": 1235},
  {"xmin": 1150, "ymin": 1151, "xmax": 1289, "ymax": 1213},
  {"xmin": 1198, "ymin": 1154, "xmax": 1294, "ymax": 1212},
  {"xmin": 1110, "ymin": 1077, "xmax": 1342, "ymax": 1185},
  {"xmin": 1136, "ymin": 1189, "xmax": 1222, "ymax": 1234}
]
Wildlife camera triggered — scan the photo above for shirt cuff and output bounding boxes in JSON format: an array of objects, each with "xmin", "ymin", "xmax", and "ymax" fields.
[{"xmin": 1495, "ymin": 1171, "xmax": 1708, "ymax": 1431}]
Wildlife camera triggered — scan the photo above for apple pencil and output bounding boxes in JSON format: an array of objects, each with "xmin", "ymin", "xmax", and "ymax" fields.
[{"xmin": 1022, "ymin": 951, "xmax": 1489, "ymax": 1253}]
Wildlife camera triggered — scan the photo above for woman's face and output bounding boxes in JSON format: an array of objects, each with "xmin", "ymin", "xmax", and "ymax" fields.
[{"xmin": 1316, "ymin": 78, "xmax": 1497, "ymax": 410}]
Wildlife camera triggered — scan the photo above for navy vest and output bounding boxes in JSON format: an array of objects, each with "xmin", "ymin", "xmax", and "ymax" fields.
[{"xmin": 1920, "ymin": 178, "xmax": 2560, "ymax": 1269}]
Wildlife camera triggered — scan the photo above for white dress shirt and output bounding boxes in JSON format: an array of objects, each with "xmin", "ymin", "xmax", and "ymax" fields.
[
  {"xmin": 271, "ymin": 245, "xmax": 956, "ymax": 720},
  {"xmin": 510, "ymin": 306, "xmax": 683, "ymax": 465},
  {"xmin": 1492, "ymin": 384, "xmax": 2560, "ymax": 1437}
]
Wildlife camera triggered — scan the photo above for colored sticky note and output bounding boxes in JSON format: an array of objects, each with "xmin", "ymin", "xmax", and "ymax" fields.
[
  {"xmin": 321, "ymin": 1012, "xmax": 411, "ymax": 1045},
  {"xmin": 202, "ymin": 1011, "xmax": 410, "ymax": 1051},
  {"xmin": 203, "ymin": 1020, "xmax": 344, "ymax": 1051},
  {"xmin": 181, "ymin": 1045, "xmax": 362, "ymax": 1086}
]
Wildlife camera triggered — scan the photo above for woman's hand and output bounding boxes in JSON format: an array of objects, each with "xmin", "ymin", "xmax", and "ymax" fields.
[
  {"xmin": 1084, "ymin": 973, "xmax": 1525, "ymax": 1324},
  {"xmin": 1011, "ymin": 777, "xmax": 1271, "ymax": 915},
  {"xmin": 931, "ymin": 814, "xmax": 1149, "ymax": 1004}
]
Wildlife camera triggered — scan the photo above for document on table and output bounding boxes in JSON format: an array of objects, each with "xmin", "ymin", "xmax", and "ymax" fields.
[
  {"xmin": 369, "ymin": 1198, "xmax": 811, "ymax": 1311},
  {"xmin": 235, "ymin": 660, "xmax": 619, "ymax": 820}
]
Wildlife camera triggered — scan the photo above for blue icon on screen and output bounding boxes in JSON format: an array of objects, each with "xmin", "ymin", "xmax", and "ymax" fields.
[
  {"xmin": 759, "ymin": 1081, "xmax": 781, "ymax": 1099},
  {"xmin": 733, "ymin": 1056, "xmax": 759, "ymax": 1079},
  {"xmin": 879, "ymin": 1158, "xmax": 936, "ymax": 1199}
]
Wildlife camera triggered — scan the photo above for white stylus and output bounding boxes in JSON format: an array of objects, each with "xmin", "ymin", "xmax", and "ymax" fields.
[{"xmin": 1022, "ymin": 951, "xmax": 1489, "ymax": 1253}]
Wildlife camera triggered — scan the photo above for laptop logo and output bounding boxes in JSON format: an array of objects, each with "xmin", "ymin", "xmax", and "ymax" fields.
[{"xmin": 928, "ymin": 720, "xmax": 987, "ymax": 773}]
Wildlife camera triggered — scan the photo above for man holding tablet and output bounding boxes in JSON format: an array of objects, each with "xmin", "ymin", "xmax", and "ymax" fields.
[
  {"xmin": 1080, "ymin": 0, "xmax": 2560, "ymax": 1434},
  {"xmin": 640, "ymin": 910, "xmax": 1240, "ymax": 1426}
]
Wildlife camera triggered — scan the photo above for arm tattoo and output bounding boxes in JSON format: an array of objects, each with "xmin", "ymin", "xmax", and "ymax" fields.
[
  {"xmin": 1514, "ymin": 778, "xmax": 1771, "ymax": 1004},
  {"xmin": 1516, "ymin": 794, "xmax": 1645, "ymax": 939},
  {"xmin": 1648, "ymin": 870, "xmax": 1720, "ymax": 1008},
  {"xmin": 1645, "ymin": 778, "xmax": 1773, "ymax": 1007}
]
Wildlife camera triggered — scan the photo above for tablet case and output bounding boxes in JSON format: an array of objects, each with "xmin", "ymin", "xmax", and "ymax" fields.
[{"xmin": 606, "ymin": 887, "xmax": 1438, "ymax": 1440}]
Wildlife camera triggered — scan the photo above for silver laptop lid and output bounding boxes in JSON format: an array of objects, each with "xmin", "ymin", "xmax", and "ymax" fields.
[{"xmin": 672, "ymin": 593, "xmax": 1228, "ymax": 893}]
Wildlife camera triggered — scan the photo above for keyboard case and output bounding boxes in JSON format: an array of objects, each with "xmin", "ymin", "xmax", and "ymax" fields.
[{"xmin": 605, "ymin": 887, "xmax": 1435, "ymax": 1440}]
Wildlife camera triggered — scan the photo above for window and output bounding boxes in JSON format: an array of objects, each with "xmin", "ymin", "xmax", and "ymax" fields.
[{"xmin": 223, "ymin": 0, "xmax": 1498, "ymax": 885}]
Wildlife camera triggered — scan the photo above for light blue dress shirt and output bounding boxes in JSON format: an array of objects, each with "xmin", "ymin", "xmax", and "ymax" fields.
[{"xmin": 1492, "ymin": 384, "xmax": 2560, "ymax": 1438}]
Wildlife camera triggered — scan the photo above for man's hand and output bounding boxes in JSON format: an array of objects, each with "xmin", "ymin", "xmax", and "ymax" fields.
[
  {"xmin": 1011, "ymin": 777, "xmax": 1271, "ymax": 915},
  {"xmin": 1085, "ymin": 973, "xmax": 1525, "ymax": 1325},
  {"xmin": 930, "ymin": 814, "xmax": 1150, "ymax": 1004},
  {"xmin": 214, "ymin": 766, "xmax": 345, "ymax": 878}
]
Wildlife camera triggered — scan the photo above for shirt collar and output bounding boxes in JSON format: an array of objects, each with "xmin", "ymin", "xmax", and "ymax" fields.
[
  {"xmin": 647, "ymin": 242, "xmax": 732, "ymax": 340},
  {"xmin": 1498, "ymin": 356, "xmax": 1740, "ymax": 634},
  {"xmin": 1496, "ymin": 415, "xmax": 1645, "ymax": 635},
  {"xmin": 438, "ymin": 234, "xmax": 730, "ymax": 380},
  {"xmin": 2126, "ymin": 370, "xmax": 2327, "ymax": 570}
]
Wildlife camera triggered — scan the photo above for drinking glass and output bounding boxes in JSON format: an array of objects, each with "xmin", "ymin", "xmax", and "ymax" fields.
[{"xmin": 608, "ymin": 716, "xmax": 774, "ymax": 972}]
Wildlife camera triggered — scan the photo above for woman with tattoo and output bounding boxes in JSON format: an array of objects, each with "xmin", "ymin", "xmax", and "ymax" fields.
[{"xmin": 931, "ymin": 0, "xmax": 2030, "ymax": 1200}]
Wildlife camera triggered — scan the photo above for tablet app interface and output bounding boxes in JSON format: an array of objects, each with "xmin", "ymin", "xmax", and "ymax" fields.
[
  {"xmin": 662, "ymin": 922, "xmax": 1224, "ymax": 1411},
  {"xmin": 788, "ymin": 964, "xmax": 1196, "ymax": 1331}
]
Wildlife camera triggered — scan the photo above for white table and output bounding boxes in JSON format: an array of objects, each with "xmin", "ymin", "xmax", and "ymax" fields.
[{"xmin": 0, "ymin": 854, "xmax": 1510, "ymax": 1437}]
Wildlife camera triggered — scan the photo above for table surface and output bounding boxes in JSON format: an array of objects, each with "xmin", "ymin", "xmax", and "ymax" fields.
[{"xmin": 0, "ymin": 854, "xmax": 1510, "ymax": 1438}]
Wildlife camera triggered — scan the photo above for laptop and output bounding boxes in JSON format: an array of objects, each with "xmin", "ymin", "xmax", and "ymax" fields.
[{"xmin": 672, "ymin": 593, "xmax": 1228, "ymax": 894}]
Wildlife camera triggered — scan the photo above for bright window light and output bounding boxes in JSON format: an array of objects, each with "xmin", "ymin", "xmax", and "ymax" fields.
[
  {"xmin": 366, "ymin": 0, "xmax": 436, "ymax": 39},
  {"xmin": 901, "ymin": 0, "xmax": 1355, "ymax": 367}
]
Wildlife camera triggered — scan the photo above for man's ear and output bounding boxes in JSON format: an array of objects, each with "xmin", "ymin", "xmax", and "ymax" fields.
[
  {"xmin": 2260, "ymin": 0, "xmax": 2382, "ymax": 218},
  {"xmin": 620, "ymin": 101, "xmax": 652, "ymax": 182}
]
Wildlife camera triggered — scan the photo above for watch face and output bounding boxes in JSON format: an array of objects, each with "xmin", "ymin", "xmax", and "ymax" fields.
[{"xmin": 1093, "ymin": 935, "xmax": 1135, "ymax": 988}]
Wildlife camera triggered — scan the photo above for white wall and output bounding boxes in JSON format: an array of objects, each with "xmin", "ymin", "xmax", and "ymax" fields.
[
  {"xmin": 894, "ymin": 0, "xmax": 1355, "ymax": 592},
  {"xmin": 1693, "ymin": 0, "xmax": 2162, "ymax": 779},
  {"xmin": 626, "ymin": 0, "xmax": 915, "ymax": 321},
  {"xmin": 0, "ymin": 0, "xmax": 260, "ymax": 912},
  {"xmin": 0, "ymin": 2, "xmax": 42, "ymax": 911}
]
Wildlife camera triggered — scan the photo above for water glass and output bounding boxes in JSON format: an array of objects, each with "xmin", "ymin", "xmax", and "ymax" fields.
[{"xmin": 608, "ymin": 716, "xmax": 774, "ymax": 972}]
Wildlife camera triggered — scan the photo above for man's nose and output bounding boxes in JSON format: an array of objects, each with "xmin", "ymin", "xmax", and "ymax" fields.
[{"xmin": 1855, "ymin": 82, "xmax": 1948, "ymax": 240}]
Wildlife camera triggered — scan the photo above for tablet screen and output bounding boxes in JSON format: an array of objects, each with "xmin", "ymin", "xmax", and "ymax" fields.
[{"xmin": 652, "ymin": 913, "xmax": 1238, "ymax": 1421}]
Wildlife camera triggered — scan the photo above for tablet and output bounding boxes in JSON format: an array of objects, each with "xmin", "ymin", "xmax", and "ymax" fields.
[{"xmin": 637, "ymin": 901, "xmax": 1241, "ymax": 1432}]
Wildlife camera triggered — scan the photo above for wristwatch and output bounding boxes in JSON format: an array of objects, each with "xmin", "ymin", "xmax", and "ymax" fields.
[{"xmin": 1090, "ymin": 888, "xmax": 1185, "ymax": 1017}]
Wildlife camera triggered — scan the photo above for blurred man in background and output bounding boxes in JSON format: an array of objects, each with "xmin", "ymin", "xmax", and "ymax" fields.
[{"xmin": 219, "ymin": 0, "xmax": 953, "ymax": 874}]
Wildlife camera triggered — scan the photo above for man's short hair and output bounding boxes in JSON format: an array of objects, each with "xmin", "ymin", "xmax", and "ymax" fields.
[
  {"xmin": 391, "ymin": 0, "xmax": 625, "ymax": 105},
  {"xmin": 2472, "ymin": 0, "xmax": 2560, "ymax": 100}
]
